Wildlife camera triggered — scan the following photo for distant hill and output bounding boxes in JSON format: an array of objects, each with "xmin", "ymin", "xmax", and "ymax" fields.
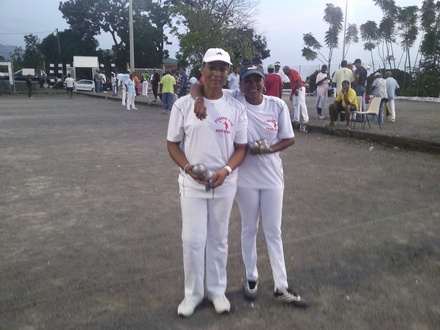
[{"xmin": 0, "ymin": 43, "xmax": 18, "ymax": 60}]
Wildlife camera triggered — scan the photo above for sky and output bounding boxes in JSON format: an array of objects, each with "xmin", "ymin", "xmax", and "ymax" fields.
[{"xmin": 0, "ymin": 0, "xmax": 424, "ymax": 77}]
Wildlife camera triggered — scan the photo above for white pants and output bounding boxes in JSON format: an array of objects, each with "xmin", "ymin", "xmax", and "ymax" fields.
[
  {"xmin": 142, "ymin": 81, "xmax": 149, "ymax": 96},
  {"xmin": 236, "ymin": 187, "xmax": 289, "ymax": 292},
  {"xmin": 387, "ymin": 99, "xmax": 396, "ymax": 121},
  {"xmin": 180, "ymin": 194, "xmax": 235, "ymax": 301},
  {"xmin": 127, "ymin": 92, "xmax": 135, "ymax": 110},
  {"xmin": 121, "ymin": 85, "xmax": 127, "ymax": 106},
  {"xmin": 292, "ymin": 86, "xmax": 309, "ymax": 123}
]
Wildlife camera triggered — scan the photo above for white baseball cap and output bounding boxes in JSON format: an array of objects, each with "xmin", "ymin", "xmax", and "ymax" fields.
[{"xmin": 202, "ymin": 48, "xmax": 232, "ymax": 65}]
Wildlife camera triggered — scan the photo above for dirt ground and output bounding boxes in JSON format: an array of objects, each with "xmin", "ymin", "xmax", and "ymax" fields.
[{"xmin": 1, "ymin": 93, "xmax": 439, "ymax": 329}]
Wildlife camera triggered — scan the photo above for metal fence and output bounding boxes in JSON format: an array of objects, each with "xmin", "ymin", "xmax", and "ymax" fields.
[{"xmin": 0, "ymin": 81, "xmax": 40, "ymax": 94}]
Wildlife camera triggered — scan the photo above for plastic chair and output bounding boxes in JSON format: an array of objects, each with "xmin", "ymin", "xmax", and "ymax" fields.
[{"xmin": 352, "ymin": 97, "xmax": 382, "ymax": 131}]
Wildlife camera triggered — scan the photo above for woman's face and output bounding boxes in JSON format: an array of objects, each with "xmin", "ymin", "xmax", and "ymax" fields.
[
  {"xmin": 201, "ymin": 61, "xmax": 229, "ymax": 91},
  {"xmin": 241, "ymin": 74, "xmax": 264, "ymax": 101},
  {"xmin": 342, "ymin": 82, "xmax": 349, "ymax": 91}
]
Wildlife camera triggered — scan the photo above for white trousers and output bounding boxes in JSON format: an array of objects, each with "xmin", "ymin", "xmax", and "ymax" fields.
[
  {"xmin": 126, "ymin": 92, "xmax": 135, "ymax": 110},
  {"xmin": 121, "ymin": 85, "xmax": 127, "ymax": 105},
  {"xmin": 387, "ymin": 99, "xmax": 396, "ymax": 120},
  {"xmin": 142, "ymin": 81, "xmax": 149, "ymax": 96},
  {"xmin": 236, "ymin": 187, "xmax": 289, "ymax": 291},
  {"xmin": 180, "ymin": 194, "xmax": 235, "ymax": 301},
  {"xmin": 292, "ymin": 86, "xmax": 309, "ymax": 123}
]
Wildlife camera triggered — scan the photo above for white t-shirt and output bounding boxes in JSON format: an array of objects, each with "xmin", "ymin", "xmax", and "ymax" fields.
[
  {"xmin": 226, "ymin": 91, "xmax": 294, "ymax": 189},
  {"xmin": 227, "ymin": 72, "xmax": 240, "ymax": 91},
  {"xmin": 276, "ymin": 70, "xmax": 290, "ymax": 84},
  {"xmin": 117, "ymin": 73, "xmax": 124, "ymax": 86},
  {"xmin": 167, "ymin": 93, "xmax": 248, "ymax": 198}
]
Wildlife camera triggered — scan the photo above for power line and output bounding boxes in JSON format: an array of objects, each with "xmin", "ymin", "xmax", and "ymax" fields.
[{"xmin": 0, "ymin": 30, "xmax": 56, "ymax": 35}]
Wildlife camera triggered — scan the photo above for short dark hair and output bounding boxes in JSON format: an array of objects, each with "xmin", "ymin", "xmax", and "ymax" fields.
[
  {"xmin": 341, "ymin": 60, "xmax": 348, "ymax": 67},
  {"xmin": 342, "ymin": 80, "xmax": 350, "ymax": 85},
  {"xmin": 354, "ymin": 59, "xmax": 361, "ymax": 64}
]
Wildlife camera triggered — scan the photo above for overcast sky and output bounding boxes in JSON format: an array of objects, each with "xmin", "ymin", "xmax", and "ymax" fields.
[{"xmin": 0, "ymin": 0, "xmax": 423, "ymax": 76}]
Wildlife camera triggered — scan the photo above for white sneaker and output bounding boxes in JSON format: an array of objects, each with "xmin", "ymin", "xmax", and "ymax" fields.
[
  {"xmin": 162, "ymin": 110, "xmax": 167, "ymax": 114},
  {"xmin": 177, "ymin": 297, "xmax": 203, "ymax": 317},
  {"xmin": 212, "ymin": 295, "xmax": 230, "ymax": 314}
]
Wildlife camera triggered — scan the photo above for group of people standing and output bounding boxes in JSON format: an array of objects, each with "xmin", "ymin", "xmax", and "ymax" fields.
[
  {"xmin": 166, "ymin": 48, "xmax": 307, "ymax": 318},
  {"xmin": 326, "ymin": 59, "xmax": 400, "ymax": 128}
]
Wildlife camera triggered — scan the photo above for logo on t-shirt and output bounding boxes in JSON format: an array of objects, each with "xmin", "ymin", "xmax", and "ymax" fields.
[
  {"xmin": 265, "ymin": 119, "xmax": 278, "ymax": 131},
  {"xmin": 215, "ymin": 116, "xmax": 233, "ymax": 134}
]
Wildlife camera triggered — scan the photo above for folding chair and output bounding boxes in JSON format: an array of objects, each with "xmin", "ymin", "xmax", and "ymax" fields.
[{"xmin": 352, "ymin": 97, "xmax": 382, "ymax": 131}]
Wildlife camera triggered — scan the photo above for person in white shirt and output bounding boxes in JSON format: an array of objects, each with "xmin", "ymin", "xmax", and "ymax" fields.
[
  {"xmin": 192, "ymin": 62, "xmax": 308, "ymax": 308},
  {"xmin": 226, "ymin": 65, "xmax": 240, "ymax": 91},
  {"xmin": 167, "ymin": 48, "xmax": 248, "ymax": 318},
  {"xmin": 64, "ymin": 74, "xmax": 75, "ymax": 99}
]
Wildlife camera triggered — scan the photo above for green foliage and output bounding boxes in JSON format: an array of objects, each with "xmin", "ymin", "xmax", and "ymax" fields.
[
  {"xmin": 22, "ymin": 35, "xmax": 44, "ymax": 69},
  {"xmin": 171, "ymin": 0, "xmax": 268, "ymax": 69}
]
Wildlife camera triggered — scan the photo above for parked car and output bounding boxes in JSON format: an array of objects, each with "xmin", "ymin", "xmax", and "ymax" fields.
[{"xmin": 75, "ymin": 79, "xmax": 96, "ymax": 92}]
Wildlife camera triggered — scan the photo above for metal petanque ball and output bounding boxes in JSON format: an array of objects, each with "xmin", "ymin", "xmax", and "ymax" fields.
[
  {"xmin": 248, "ymin": 141, "xmax": 260, "ymax": 153},
  {"xmin": 202, "ymin": 170, "xmax": 214, "ymax": 182},
  {"xmin": 259, "ymin": 143, "xmax": 270, "ymax": 154},
  {"xmin": 192, "ymin": 163, "xmax": 207, "ymax": 176}
]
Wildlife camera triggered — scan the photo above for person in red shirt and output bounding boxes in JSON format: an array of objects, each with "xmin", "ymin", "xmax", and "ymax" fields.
[
  {"xmin": 264, "ymin": 64, "xmax": 283, "ymax": 98},
  {"xmin": 283, "ymin": 66, "xmax": 309, "ymax": 124}
]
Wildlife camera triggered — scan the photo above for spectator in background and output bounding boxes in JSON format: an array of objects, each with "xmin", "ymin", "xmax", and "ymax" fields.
[
  {"xmin": 352, "ymin": 59, "xmax": 367, "ymax": 113},
  {"xmin": 332, "ymin": 60, "xmax": 354, "ymax": 97},
  {"xmin": 151, "ymin": 69, "xmax": 160, "ymax": 102},
  {"xmin": 141, "ymin": 69, "xmax": 150, "ymax": 97},
  {"xmin": 126, "ymin": 72, "xmax": 137, "ymax": 110},
  {"xmin": 283, "ymin": 66, "xmax": 309, "ymax": 125},
  {"xmin": 226, "ymin": 65, "xmax": 240, "ymax": 91},
  {"xmin": 64, "ymin": 74, "xmax": 75, "ymax": 99},
  {"xmin": 385, "ymin": 71, "xmax": 399, "ymax": 123},
  {"xmin": 26, "ymin": 74, "xmax": 33, "ymax": 98},
  {"xmin": 274, "ymin": 61, "xmax": 290, "ymax": 85},
  {"xmin": 326, "ymin": 80, "xmax": 358, "ymax": 129},
  {"xmin": 179, "ymin": 67, "xmax": 188, "ymax": 97},
  {"xmin": 264, "ymin": 64, "xmax": 283, "ymax": 98},
  {"xmin": 315, "ymin": 65, "xmax": 329, "ymax": 120},
  {"xmin": 160, "ymin": 69, "xmax": 176, "ymax": 114},
  {"xmin": 94, "ymin": 70, "xmax": 101, "ymax": 93},
  {"xmin": 371, "ymin": 72, "xmax": 388, "ymax": 124}
]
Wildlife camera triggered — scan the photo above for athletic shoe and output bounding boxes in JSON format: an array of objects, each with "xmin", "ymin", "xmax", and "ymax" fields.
[
  {"xmin": 133, "ymin": 107, "xmax": 138, "ymax": 110},
  {"xmin": 302, "ymin": 120, "xmax": 309, "ymax": 125},
  {"xmin": 212, "ymin": 295, "xmax": 231, "ymax": 314},
  {"xmin": 317, "ymin": 114, "xmax": 325, "ymax": 120},
  {"xmin": 244, "ymin": 280, "xmax": 258, "ymax": 300},
  {"xmin": 177, "ymin": 297, "xmax": 203, "ymax": 317},
  {"xmin": 273, "ymin": 288, "xmax": 308, "ymax": 308},
  {"xmin": 162, "ymin": 110, "xmax": 167, "ymax": 114}
]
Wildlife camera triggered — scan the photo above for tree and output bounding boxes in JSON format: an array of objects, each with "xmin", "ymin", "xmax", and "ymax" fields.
[
  {"xmin": 301, "ymin": 4, "xmax": 345, "ymax": 75},
  {"xmin": 373, "ymin": 0, "xmax": 398, "ymax": 69},
  {"xmin": 396, "ymin": 6, "xmax": 419, "ymax": 72},
  {"xmin": 39, "ymin": 29, "xmax": 99, "ymax": 67},
  {"xmin": 360, "ymin": 20, "xmax": 380, "ymax": 71},
  {"xmin": 171, "ymin": 0, "xmax": 267, "ymax": 69},
  {"xmin": 343, "ymin": 24, "xmax": 359, "ymax": 59},
  {"xmin": 419, "ymin": 0, "xmax": 440, "ymax": 74},
  {"xmin": 9, "ymin": 47, "xmax": 24, "ymax": 71},
  {"xmin": 22, "ymin": 35, "xmax": 44, "ymax": 69},
  {"xmin": 59, "ymin": 0, "xmax": 173, "ymax": 69}
]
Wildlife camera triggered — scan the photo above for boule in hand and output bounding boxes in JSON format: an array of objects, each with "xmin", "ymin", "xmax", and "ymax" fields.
[{"xmin": 192, "ymin": 163, "xmax": 207, "ymax": 176}]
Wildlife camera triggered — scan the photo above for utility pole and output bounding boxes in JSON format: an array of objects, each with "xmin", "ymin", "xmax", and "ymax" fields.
[
  {"xmin": 342, "ymin": 0, "xmax": 348, "ymax": 60},
  {"xmin": 129, "ymin": 0, "xmax": 135, "ymax": 71}
]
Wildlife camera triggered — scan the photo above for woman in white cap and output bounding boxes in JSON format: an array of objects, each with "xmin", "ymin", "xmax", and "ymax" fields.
[
  {"xmin": 192, "ymin": 61, "xmax": 308, "ymax": 308},
  {"xmin": 166, "ymin": 48, "xmax": 248, "ymax": 317}
]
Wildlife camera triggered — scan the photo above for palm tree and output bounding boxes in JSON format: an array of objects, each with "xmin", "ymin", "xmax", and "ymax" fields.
[
  {"xmin": 360, "ymin": 20, "xmax": 380, "ymax": 71},
  {"xmin": 343, "ymin": 24, "xmax": 359, "ymax": 59},
  {"xmin": 373, "ymin": 0, "xmax": 398, "ymax": 69},
  {"xmin": 396, "ymin": 6, "xmax": 419, "ymax": 72}
]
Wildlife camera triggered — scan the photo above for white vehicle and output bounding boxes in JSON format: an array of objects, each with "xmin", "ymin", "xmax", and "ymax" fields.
[{"xmin": 75, "ymin": 79, "xmax": 95, "ymax": 92}]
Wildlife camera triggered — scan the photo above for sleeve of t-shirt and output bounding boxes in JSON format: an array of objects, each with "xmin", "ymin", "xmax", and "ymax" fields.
[
  {"xmin": 234, "ymin": 106, "xmax": 248, "ymax": 144},
  {"xmin": 278, "ymin": 101, "xmax": 295, "ymax": 139},
  {"xmin": 167, "ymin": 103, "xmax": 185, "ymax": 142}
]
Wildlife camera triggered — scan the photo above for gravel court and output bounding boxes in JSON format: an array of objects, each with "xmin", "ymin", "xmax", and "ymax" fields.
[{"xmin": 0, "ymin": 94, "xmax": 439, "ymax": 329}]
